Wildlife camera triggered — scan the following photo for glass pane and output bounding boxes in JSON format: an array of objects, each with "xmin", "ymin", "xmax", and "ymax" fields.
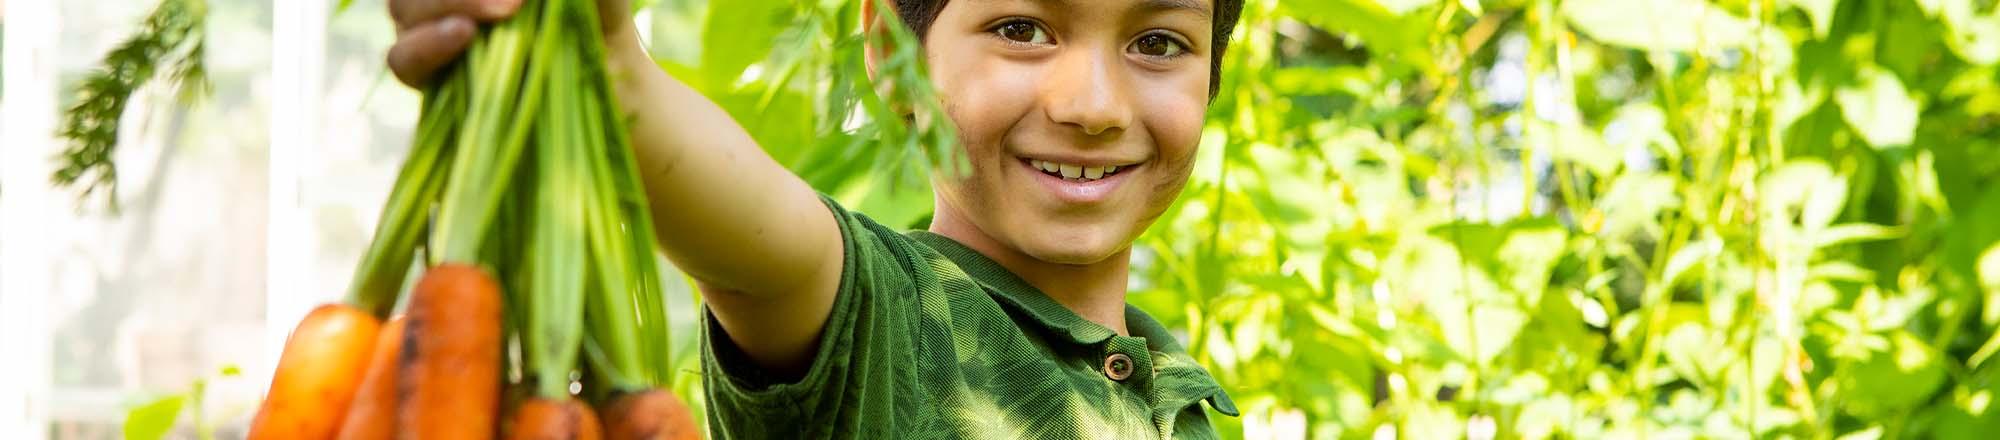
[{"xmin": 41, "ymin": 0, "xmax": 273, "ymax": 437}]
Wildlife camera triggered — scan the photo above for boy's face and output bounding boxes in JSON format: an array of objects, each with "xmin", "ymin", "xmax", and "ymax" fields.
[{"xmin": 922, "ymin": 0, "xmax": 1214, "ymax": 265}]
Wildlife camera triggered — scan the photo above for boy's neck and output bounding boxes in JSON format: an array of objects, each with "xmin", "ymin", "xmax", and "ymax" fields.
[{"xmin": 929, "ymin": 212, "xmax": 1133, "ymax": 336}]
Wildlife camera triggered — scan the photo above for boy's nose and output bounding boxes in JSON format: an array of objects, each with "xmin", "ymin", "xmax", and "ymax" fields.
[{"xmin": 1041, "ymin": 49, "xmax": 1134, "ymax": 137}]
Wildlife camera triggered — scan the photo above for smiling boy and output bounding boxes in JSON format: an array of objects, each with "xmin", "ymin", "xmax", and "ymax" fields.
[{"xmin": 384, "ymin": 0, "xmax": 1243, "ymax": 437}]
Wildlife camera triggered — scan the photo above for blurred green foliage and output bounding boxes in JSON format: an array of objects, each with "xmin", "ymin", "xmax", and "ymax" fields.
[{"xmin": 669, "ymin": 0, "xmax": 2000, "ymax": 437}]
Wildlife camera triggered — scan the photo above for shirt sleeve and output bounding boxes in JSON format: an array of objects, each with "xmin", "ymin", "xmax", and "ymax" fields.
[{"xmin": 699, "ymin": 194, "xmax": 926, "ymax": 439}]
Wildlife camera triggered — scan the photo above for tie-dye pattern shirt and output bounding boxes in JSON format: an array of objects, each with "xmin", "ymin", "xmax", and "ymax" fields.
[{"xmin": 701, "ymin": 197, "xmax": 1239, "ymax": 439}]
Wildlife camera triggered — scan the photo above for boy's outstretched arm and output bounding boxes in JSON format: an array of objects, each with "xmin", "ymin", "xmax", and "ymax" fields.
[{"xmin": 387, "ymin": 0, "xmax": 842, "ymax": 378}]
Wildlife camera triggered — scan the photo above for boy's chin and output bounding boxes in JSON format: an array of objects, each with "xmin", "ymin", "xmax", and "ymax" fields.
[{"xmin": 1012, "ymin": 231, "xmax": 1130, "ymax": 266}]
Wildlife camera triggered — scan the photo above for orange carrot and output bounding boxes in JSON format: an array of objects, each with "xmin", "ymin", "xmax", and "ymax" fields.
[
  {"xmin": 601, "ymin": 389, "xmax": 701, "ymax": 440},
  {"xmin": 248, "ymin": 304, "xmax": 382, "ymax": 440},
  {"xmin": 396, "ymin": 264, "xmax": 504, "ymax": 439},
  {"xmin": 333, "ymin": 315, "xmax": 406, "ymax": 440},
  {"xmin": 506, "ymin": 398, "xmax": 605, "ymax": 440}
]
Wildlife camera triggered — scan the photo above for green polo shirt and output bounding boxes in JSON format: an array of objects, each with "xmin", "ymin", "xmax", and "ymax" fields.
[{"xmin": 701, "ymin": 197, "xmax": 1238, "ymax": 439}]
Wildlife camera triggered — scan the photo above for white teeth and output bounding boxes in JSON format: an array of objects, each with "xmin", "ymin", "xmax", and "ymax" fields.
[{"xmin": 1030, "ymin": 159, "xmax": 1129, "ymax": 181}]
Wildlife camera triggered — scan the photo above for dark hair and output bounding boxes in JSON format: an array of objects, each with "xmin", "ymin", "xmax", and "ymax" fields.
[{"xmin": 892, "ymin": 0, "xmax": 1246, "ymax": 98}]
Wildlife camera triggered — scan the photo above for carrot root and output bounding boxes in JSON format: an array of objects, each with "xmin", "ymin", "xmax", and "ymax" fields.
[
  {"xmin": 333, "ymin": 315, "xmax": 406, "ymax": 440},
  {"xmin": 506, "ymin": 398, "xmax": 605, "ymax": 440},
  {"xmin": 248, "ymin": 303, "xmax": 382, "ymax": 440},
  {"xmin": 395, "ymin": 264, "xmax": 504, "ymax": 439},
  {"xmin": 602, "ymin": 389, "xmax": 701, "ymax": 440}
]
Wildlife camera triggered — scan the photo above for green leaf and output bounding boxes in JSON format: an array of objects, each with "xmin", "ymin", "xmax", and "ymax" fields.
[
  {"xmin": 1936, "ymin": 368, "xmax": 2000, "ymax": 437},
  {"xmin": 1562, "ymin": 0, "xmax": 1757, "ymax": 52},
  {"xmin": 1759, "ymin": 161, "xmax": 1847, "ymax": 234},
  {"xmin": 1430, "ymin": 288, "xmax": 1528, "ymax": 366},
  {"xmin": 1935, "ymin": 0, "xmax": 2000, "ymax": 65},
  {"xmin": 122, "ymin": 394, "xmax": 186, "ymax": 440},
  {"xmin": 1783, "ymin": 0, "xmax": 1839, "ymax": 39},
  {"xmin": 1596, "ymin": 173, "xmax": 1679, "ymax": 239},
  {"xmin": 1662, "ymin": 321, "xmax": 1717, "ymax": 382},
  {"xmin": 1837, "ymin": 331, "xmax": 1947, "ymax": 418},
  {"xmin": 1533, "ymin": 120, "xmax": 1620, "ymax": 176},
  {"xmin": 1456, "ymin": 0, "xmax": 1483, "ymax": 17},
  {"xmin": 1662, "ymin": 237, "xmax": 1720, "ymax": 289},
  {"xmin": 699, "ymin": 0, "xmax": 789, "ymax": 89},
  {"xmin": 1981, "ymin": 242, "xmax": 2000, "ymax": 293},
  {"xmin": 1947, "ymin": 13, "xmax": 2000, "ymax": 65},
  {"xmin": 1836, "ymin": 66, "xmax": 1921, "ymax": 149},
  {"xmin": 1497, "ymin": 219, "xmax": 1569, "ymax": 294},
  {"xmin": 1837, "ymin": 427, "xmax": 1885, "ymax": 440},
  {"xmin": 1352, "ymin": 0, "xmax": 1438, "ymax": 15},
  {"xmin": 1811, "ymin": 223, "xmax": 1903, "ymax": 249},
  {"xmin": 1281, "ymin": 0, "xmax": 1437, "ymax": 73}
]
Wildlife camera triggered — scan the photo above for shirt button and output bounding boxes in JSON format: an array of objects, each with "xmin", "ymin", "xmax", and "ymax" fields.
[{"xmin": 1103, "ymin": 353, "xmax": 1134, "ymax": 381}]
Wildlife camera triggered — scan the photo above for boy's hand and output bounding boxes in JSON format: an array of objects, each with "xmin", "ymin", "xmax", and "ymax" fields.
[{"xmin": 386, "ymin": 0, "xmax": 636, "ymax": 87}]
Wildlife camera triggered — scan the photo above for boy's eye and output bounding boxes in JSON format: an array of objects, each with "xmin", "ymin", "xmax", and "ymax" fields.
[
  {"xmin": 1132, "ymin": 34, "xmax": 1187, "ymax": 58},
  {"xmin": 994, "ymin": 21, "xmax": 1051, "ymax": 45}
]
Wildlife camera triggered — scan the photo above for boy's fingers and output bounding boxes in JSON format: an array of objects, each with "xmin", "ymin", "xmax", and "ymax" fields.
[
  {"xmin": 390, "ymin": 0, "xmax": 518, "ymax": 29},
  {"xmin": 388, "ymin": 16, "xmax": 477, "ymax": 88}
]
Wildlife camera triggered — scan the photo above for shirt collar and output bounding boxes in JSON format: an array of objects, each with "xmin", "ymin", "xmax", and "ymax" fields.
[
  {"xmin": 908, "ymin": 231, "xmax": 1120, "ymax": 344},
  {"xmin": 907, "ymin": 231, "xmax": 1240, "ymax": 417}
]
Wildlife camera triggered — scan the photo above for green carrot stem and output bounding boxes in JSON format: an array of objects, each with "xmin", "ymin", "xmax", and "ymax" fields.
[
  {"xmin": 345, "ymin": 73, "xmax": 466, "ymax": 317},
  {"xmin": 570, "ymin": 0, "xmax": 675, "ymax": 385},
  {"xmin": 580, "ymin": 83, "xmax": 648, "ymax": 391},
  {"xmin": 432, "ymin": 0, "xmax": 551, "ymax": 263},
  {"xmin": 597, "ymin": 89, "xmax": 674, "ymax": 384},
  {"xmin": 523, "ymin": 50, "xmax": 590, "ymax": 398}
]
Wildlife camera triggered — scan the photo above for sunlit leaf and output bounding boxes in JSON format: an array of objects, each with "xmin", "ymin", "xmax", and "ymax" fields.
[
  {"xmin": 1784, "ymin": 0, "xmax": 1840, "ymax": 38},
  {"xmin": 1596, "ymin": 173, "xmax": 1678, "ymax": 239},
  {"xmin": 1533, "ymin": 120, "xmax": 1621, "ymax": 176},
  {"xmin": 122, "ymin": 394, "xmax": 185, "ymax": 440},
  {"xmin": 1562, "ymin": 0, "xmax": 1756, "ymax": 52},
  {"xmin": 1281, "ymin": 0, "xmax": 1436, "ymax": 73},
  {"xmin": 1981, "ymin": 242, "xmax": 2000, "ymax": 293},
  {"xmin": 1837, "ymin": 426, "xmax": 1885, "ymax": 440},
  {"xmin": 1838, "ymin": 331, "xmax": 1947, "ymax": 418},
  {"xmin": 1662, "ymin": 237, "xmax": 1720, "ymax": 289},
  {"xmin": 1661, "ymin": 321, "xmax": 1716, "ymax": 382},
  {"xmin": 1944, "ymin": 11, "xmax": 2000, "ymax": 65},
  {"xmin": 698, "ymin": 0, "xmax": 789, "ymax": 90},
  {"xmin": 1456, "ymin": 0, "xmax": 1483, "ymax": 17},
  {"xmin": 1935, "ymin": 368, "xmax": 2000, "ymax": 437},
  {"xmin": 1812, "ymin": 223, "xmax": 1903, "ymax": 249},
  {"xmin": 1759, "ymin": 160, "xmax": 1848, "ymax": 236},
  {"xmin": 1372, "ymin": 0, "xmax": 1439, "ymax": 15},
  {"xmin": 1836, "ymin": 66, "xmax": 1922, "ymax": 149}
]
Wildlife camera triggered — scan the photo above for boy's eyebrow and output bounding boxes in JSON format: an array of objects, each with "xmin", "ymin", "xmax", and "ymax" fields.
[
  {"xmin": 1134, "ymin": 0, "xmax": 1213, "ymax": 17},
  {"xmin": 1000, "ymin": 0, "xmax": 1214, "ymax": 21}
]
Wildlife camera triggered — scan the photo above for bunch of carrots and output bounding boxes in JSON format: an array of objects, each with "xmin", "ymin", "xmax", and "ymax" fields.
[{"xmin": 244, "ymin": 0, "xmax": 697, "ymax": 438}]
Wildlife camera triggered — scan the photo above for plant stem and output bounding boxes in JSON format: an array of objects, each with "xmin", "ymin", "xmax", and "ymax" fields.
[
  {"xmin": 433, "ymin": 0, "xmax": 551, "ymax": 263},
  {"xmin": 347, "ymin": 76, "xmax": 465, "ymax": 317}
]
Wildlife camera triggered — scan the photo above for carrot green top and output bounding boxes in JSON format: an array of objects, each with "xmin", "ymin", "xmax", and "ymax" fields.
[{"xmin": 701, "ymin": 196, "xmax": 1239, "ymax": 439}]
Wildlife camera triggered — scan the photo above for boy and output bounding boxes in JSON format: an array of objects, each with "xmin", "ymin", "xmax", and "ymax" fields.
[{"xmin": 384, "ymin": 0, "xmax": 1243, "ymax": 437}]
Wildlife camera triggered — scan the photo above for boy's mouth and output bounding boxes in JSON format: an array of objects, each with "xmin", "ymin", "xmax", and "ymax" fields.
[
  {"xmin": 1025, "ymin": 159, "xmax": 1128, "ymax": 182},
  {"xmin": 1017, "ymin": 157, "xmax": 1143, "ymax": 204}
]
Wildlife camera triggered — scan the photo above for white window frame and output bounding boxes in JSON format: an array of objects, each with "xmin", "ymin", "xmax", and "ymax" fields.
[{"xmin": 1, "ymin": 0, "xmax": 330, "ymax": 436}]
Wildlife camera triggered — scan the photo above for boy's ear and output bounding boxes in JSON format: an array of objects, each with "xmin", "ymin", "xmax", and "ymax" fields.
[
  {"xmin": 860, "ymin": 0, "xmax": 912, "ymax": 116},
  {"xmin": 861, "ymin": 0, "xmax": 891, "ymax": 81}
]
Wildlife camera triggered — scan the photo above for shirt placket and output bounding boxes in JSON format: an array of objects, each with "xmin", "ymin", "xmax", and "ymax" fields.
[{"xmin": 1101, "ymin": 335, "xmax": 1166, "ymax": 438}]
